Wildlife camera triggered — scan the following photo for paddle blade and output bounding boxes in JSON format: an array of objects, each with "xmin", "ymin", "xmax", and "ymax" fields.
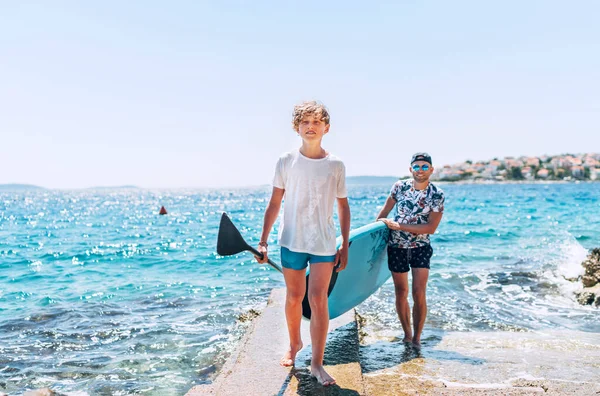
[{"xmin": 217, "ymin": 212, "xmax": 251, "ymax": 256}]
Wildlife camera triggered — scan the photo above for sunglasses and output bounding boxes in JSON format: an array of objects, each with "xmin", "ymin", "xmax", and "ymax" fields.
[{"xmin": 412, "ymin": 164, "xmax": 430, "ymax": 172}]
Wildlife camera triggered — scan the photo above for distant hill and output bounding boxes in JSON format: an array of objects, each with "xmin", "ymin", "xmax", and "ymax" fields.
[
  {"xmin": 0, "ymin": 184, "xmax": 46, "ymax": 191},
  {"xmin": 0, "ymin": 184, "xmax": 141, "ymax": 191},
  {"xmin": 346, "ymin": 176, "xmax": 401, "ymax": 185}
]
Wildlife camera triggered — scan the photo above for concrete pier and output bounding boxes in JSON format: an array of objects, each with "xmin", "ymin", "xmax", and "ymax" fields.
[{"xmin": 187, "ymin": 288, "xmax": 364, "ymax": 395}]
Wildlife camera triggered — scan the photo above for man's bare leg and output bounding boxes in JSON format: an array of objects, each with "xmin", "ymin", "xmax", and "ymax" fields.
[
  {"xmin": 391, "ymin": 271, "xmax": 412, "ymax": 342},
  {"xmin": 307, "ymin": 261, "xmax": 336, "ymax": 386},
  {"xmin": 280, "ymin": 267, "xmax": 306, "ymax": 366},
  {"xmin": 411, "ymin": 267, "xmax": 429, "ymax": 348}
]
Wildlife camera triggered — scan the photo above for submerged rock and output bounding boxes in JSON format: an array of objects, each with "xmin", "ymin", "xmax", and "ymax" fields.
[
  {"xmin": 576, "ymin": 291, "xmax": 596, "ymax": 305},
  {"xmin": 238, "ymin": 308, "xmax": 260, "ymax": 322},
  {"xmin": 582, "ymin": 274, "xmax": 598, "ymax": 288}
]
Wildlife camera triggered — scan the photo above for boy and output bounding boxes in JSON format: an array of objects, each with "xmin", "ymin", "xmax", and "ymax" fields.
[
  {"xmin": 376, "ymin": 153, "xmax": 445, "ymax": 348},
  {"xmin": 255, "ymin": 101, "xmax": 350, "ymax": 386}
]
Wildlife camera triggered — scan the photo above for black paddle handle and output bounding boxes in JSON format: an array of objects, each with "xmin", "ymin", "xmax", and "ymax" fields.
[{"xmin": 247, "ymin": 245, "xmax": 283, "ymax": 274}]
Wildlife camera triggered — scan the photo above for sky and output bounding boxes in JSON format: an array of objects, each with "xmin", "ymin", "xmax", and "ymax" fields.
[{"xmin": 1, "ymin": 1, "xmax": 598, "ymax": 189}]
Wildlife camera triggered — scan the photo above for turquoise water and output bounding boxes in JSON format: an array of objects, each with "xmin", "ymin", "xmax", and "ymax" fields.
[{"xmin": 0, "ymin": 183, "xmax": 598, "ymax": 395}]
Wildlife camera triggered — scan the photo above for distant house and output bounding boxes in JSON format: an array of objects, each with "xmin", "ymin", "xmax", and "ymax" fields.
[
  {"xmin": 505, "ymin": 158, "xmax": 524, "ymax": 168},
  {"xmin": 536, "ymin": 168, "xmax": 549, "ymax": 179},
  {"xmin": 473, "ymin": 162, "xmax": 486, "ymax": 172},
  {"xmin": 487, "ymin": 160, "xmax": 502, "ymax": 171},
  {"xmin": 550, "ymin": 157, "xmax": 563, "ymax": 170},
  {"xmin": 565, "ymin": 156, "xmax": 582, "ymax": 169},
  {"xmin": 584, "ymin": 157, "xmax": 598, "ymax": 168},
  {"xmin": 486, "ymin": 162, "xmax": 501, "ymax": 176},
  {"xmin": 480, "ymin": 169, "xmax": 494, "ymax": 178},
  {"xmin": 571, "ymin": 165, "xmax": 585, "ymax": 179},
  {"xmin": 464, "ymin": 167, "xmax": 480, "ymax": 176},
  {"xmin": 590, "ymin": 168, "xmax": 600, "ymax": 181},
  {"xmin": 522, "ymin": 166, "xmax": 533, "ymax": 180},
  {"xmin": 526, "ymin": 157, "xmax": 540, "ymax": 167}
]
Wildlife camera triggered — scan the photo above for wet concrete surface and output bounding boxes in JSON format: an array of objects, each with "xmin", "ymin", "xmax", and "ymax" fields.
[
  {"xmin": 188, "ymin": 289, "xmax": 600, "ymax": 396},
  {"xmin": 359, "ymin": 328, "xmax": 600, "ymax": 395}
]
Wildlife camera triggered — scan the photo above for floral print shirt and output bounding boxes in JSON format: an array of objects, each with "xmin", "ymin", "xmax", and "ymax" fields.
[{"xmin": 389, "ymin": 179, "xmax": 445, "ymax": 248}]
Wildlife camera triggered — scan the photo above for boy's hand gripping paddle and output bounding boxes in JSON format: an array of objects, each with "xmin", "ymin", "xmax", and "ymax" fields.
[{"xmin": 217, "ymin": 212, "xmax": 283, "ymax": 274}]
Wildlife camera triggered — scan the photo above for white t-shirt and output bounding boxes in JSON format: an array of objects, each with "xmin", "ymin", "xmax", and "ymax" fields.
[{"xmin": 272, "ymin": 149, "xmax": 347, "ymax": 256}]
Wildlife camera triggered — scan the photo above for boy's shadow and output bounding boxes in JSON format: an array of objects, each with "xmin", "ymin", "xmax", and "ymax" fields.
[
  {"xmin": 359, "ymin": 329, "xmax": 486, "ymax": 374},
  {"xmin": 277, "ymin": 321, "xmax": 362, "ymax": 395},
  {"xmin": 283, "ymin": 368, "xmax": 361, "ymax": 396}
]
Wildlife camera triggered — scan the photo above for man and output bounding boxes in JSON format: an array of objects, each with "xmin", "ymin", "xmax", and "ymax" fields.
[{"xmin": 376, "ymin": 153, "xmax": 445, "ymax": 348}]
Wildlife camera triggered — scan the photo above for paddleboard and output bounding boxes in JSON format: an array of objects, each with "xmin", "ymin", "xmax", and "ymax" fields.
[{"xmin": 302, "ymin": 221, "xmax": 390, "ymax": 320}]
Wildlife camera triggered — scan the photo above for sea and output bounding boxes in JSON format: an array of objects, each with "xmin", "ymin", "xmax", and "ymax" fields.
[{"xmin": 1, "ymin": 183, "xmax": 599, "ymax": 395}]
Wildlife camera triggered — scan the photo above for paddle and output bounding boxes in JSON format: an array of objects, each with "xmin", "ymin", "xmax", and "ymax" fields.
[
  {"xmin": 217, "ymin": 212, "xmax": 283, "ymax": 274},
  {"xmin": 217, "ymin": 212, "xmax": 342, "ymax": 319}
]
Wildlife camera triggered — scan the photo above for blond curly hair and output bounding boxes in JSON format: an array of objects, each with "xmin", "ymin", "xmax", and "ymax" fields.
[{"xmin": 292, "ymin": 101, "xmax": 330, "ymax": 132}]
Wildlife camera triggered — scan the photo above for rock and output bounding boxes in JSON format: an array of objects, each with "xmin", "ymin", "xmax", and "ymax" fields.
[
  {"xmin": 575, "ymin": 291, "xmax": 596, "ymax": 305},
  {"xmin": 583, "ymin": 248, "xmax": 600, "ymax": 276},
  {"xmin": 583, "ymin": 259, "xmax": 600, "ymax": 276},
  {"xmin": 582, "ymin": 274, "xmax": 599, "ymax": 288},
  {"xmin": 23, "ymin": 389, "xmax": 55, "ymax": 396},
  {"xmin": 576, "ymin": 248, "xmax": 600, "ymax": 306},
  {"xmin": 238, "ymin": 308, "xmax": 260, "ymax": 322}
]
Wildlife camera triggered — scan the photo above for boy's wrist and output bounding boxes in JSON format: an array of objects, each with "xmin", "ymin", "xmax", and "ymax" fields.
[{"xmin": 258, "ymin": 241, "xmax": 268, "ymax": 248}]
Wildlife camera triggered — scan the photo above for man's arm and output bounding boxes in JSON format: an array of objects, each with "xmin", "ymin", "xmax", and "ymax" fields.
[
  {"xmin": 335, "ymin": 197, "xmax": 351, "ymax": 272},
  {"xmin": 380, "ymin": 212, "xmax": 443, "ymax": 235},
  {"xmin": 376, "ymin": 195, "xmax": 396, "ymax": 220},
  {"xmin": 255, "ymin": 187, "xmax": 284, "ymax": 263}
]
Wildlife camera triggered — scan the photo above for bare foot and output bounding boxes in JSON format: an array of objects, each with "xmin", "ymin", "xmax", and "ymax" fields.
[
  {"xmin": 310, "ymin": 365, "xmax": 336, "ymax": 386},
  {"xmin": 280, "ymin": 342, "xmax": 303, "ymax": 367},
  {"xmin": 402, "ymin": 336, "xmax": 413, "ymax": 343},
  {"xmin": 412, "ymin": 340, "xmax": 421, "ymax": 349}
]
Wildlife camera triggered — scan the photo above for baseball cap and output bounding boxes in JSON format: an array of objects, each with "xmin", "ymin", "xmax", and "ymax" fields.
[{"xmin": 411, "ymin": 152, "xmax": 432, "ymax": 165}]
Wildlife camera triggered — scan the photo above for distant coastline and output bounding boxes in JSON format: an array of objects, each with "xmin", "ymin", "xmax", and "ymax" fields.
[
  {"xmin": 1, "ymin": 177, "xmax": 599, "ymax": 191},
  {"xmin": 431, "ymin": 152, "xmax": 600, "ymax": 183}
]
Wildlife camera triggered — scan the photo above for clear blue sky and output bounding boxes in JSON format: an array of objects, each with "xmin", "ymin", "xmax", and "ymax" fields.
[{"xmin": 1, "ymin": 1, "xmax": 598, "ymax": 188}]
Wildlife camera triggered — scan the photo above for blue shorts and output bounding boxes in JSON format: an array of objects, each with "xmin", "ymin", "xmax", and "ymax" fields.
[{"xmin": 280, "ymin": 247, "xmax": 337, "ymax": 270}]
